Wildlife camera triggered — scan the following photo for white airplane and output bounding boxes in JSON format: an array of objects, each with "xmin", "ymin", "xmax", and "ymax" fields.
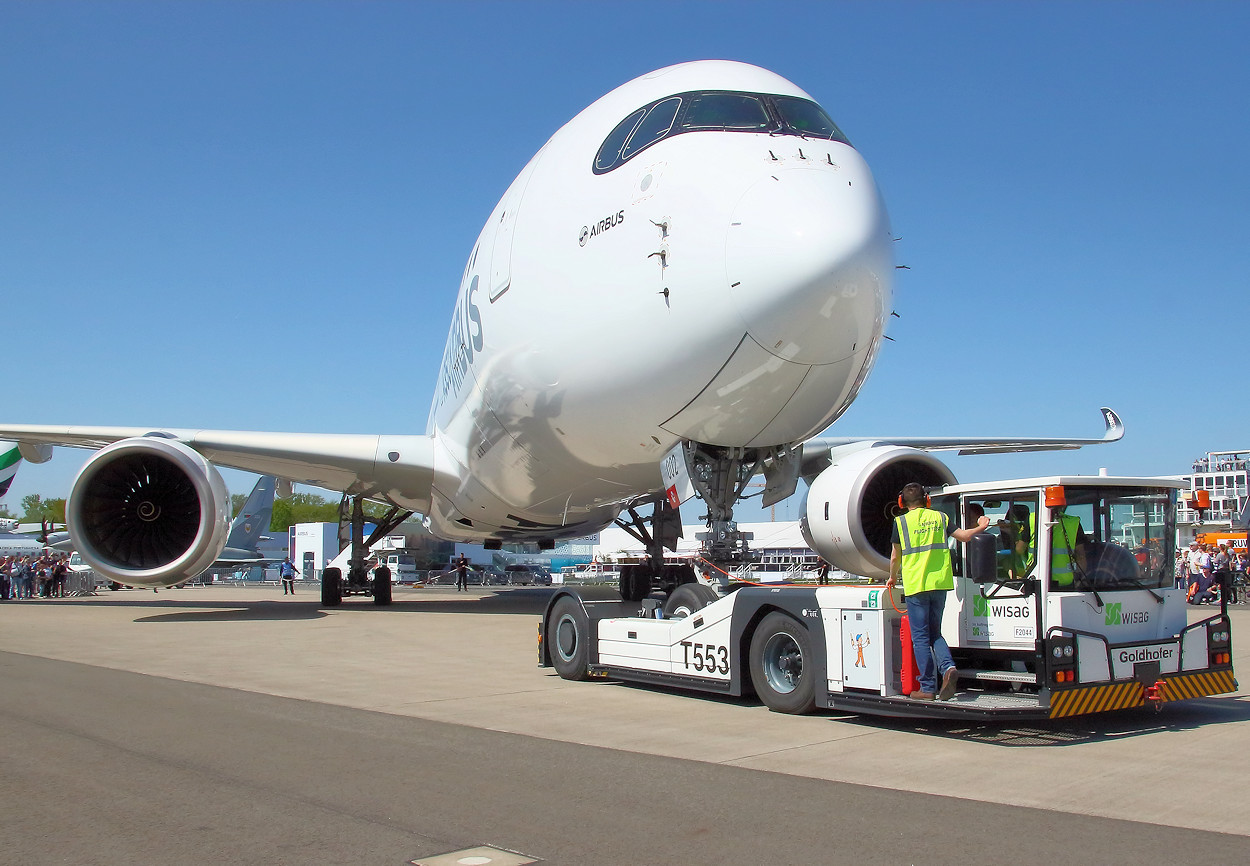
[
  {"xmin": 0, "ymin": 61, "xmax": 1121, "ymax": 599},
  {"xmin": 0, "ymin": 532, "xmax": 51, "ymax": 559}
]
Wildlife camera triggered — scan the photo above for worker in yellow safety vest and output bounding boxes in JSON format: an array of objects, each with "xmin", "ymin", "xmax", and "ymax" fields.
[
  {"xmin": 1049, "ymin": 509, "xmax": 1087, "ymax": 589},
  {"xmin": 886, "ymin": 482, "xmax": 989, "ymax": 701},
  {"xmin": 1007, "ymin": 504, "xmax": 1036, "ymax": 578}
]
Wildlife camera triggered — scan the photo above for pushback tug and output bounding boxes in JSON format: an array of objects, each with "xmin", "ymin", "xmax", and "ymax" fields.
[{"xmin": 540, "ymin": 476, "xmax": 1236, "ymax": 720}]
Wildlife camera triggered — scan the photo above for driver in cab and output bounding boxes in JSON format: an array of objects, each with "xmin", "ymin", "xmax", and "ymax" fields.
[{"xmin": 1050, "ymin": 507, "xmax": 1087, "ymax": 590}]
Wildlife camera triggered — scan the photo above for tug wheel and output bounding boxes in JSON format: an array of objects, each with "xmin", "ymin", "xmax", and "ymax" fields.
[{"xmin": 749, "ymin": 612, "xmax": 815, "ymax": 714}]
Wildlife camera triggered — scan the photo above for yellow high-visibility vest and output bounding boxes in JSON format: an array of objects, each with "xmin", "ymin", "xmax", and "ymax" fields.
[
  {"xmin": 895, "ymin": 508, "xmax": 953, "ymax": 595},
  {"xmin": 1051, "ymin": 512, "xmax": 1082, "ymax": 587},
  {"xmin": 1012, "ymin": 512, "xmax": 1037, "ymax": 576}
]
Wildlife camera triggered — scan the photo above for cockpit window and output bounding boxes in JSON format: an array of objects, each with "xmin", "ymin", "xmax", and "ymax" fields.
[
  {"xmin": 593, "ymin": 90, "xmax": 853, "ymax": 174},
  {"xmin": 595, "ymin": 108, "xmax": 645, "ymax": 172},
  {"xmin": 680, "ymin": 93, "xmax": 771, "ymax": 131},
  {"xmin": 621, "ymin": 97, "xmax": 682, "ymax": 161},
  {"xmin": 772, "ymin": 95, "xmax": 848, "ymax": 142}
]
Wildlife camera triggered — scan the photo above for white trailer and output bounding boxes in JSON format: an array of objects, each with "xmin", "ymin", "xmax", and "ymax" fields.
[{"xmin": 540, "ymin": 476, "xmax": 1237, "ymax": 720}]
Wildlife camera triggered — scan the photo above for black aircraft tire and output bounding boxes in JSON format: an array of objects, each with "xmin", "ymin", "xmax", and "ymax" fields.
[
  {"xmin": 548, "ymin": 596, "xmax": 591, "ymax": 681},
  {"xmin": 618, "ymin": 565, "xmax": 633, "ymax": 600},
  {"xmin": 620, "ymin": 565, "xmax": 651, "ymax": 602},
  {"xmin": 662, "ymin": 582, "xmax": 719, "ymax": 618},
  {"xmin": 321, "ymin": 567, "xmax": 342, "ymax": 607},
  {"xmin": 373, "ymin": 566, "xmax": 392, "ymax": 606},
  {"xmin": 749, "ymin": 611, "xmax": 816, "ymax": 714}
]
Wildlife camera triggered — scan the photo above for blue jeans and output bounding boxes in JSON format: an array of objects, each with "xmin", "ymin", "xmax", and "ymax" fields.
[{"xmin": 906, "ymin": 589, "xmax": 955, "ymax": 693}]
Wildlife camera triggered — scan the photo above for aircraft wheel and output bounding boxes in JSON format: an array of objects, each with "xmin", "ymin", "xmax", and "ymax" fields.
[
  {"xmin": 618, "ymin": 565, "xmax": 633, "ymax": 599},
  {"xmin": 749, "ymin": 612, "xmax": 815, "ymax": 714},
  {"xmin": 619, "ymin": 565, "xmax": 650, "ymax": 602},
  {"xmin": 321, "ymin": 567, "xmax": 342, "ymax": 607},
  {"xmin": 372, "ymin": 566, "xmax": 392, "ymax": 606},
  {"xmin": 662, "ymin": 582, "xmax": 718, "ymax": 619},
  {"xmin": 549, "ymin": 596, "xmax": 591, "ymax": 680},
  {"xmin": 658, "ymin": 564, "xmax": 694, "ymax": 592}
]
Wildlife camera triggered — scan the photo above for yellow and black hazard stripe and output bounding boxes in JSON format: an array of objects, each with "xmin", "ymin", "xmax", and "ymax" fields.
[
  {"xmin": 1160, "ymin": 669, "xmax": 1236, "ymax": 702},
  {"xmin": 1049, "ymin": 669, "xmax": 1237, "ymax": 719},
  {"xmin": 1049, "ymin": 681, "xmax": 1144, "ymax": 719}
]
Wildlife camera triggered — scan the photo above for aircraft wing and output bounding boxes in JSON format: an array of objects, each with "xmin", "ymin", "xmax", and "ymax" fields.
[
  {"xmin": 801, "ymin": 407, "xmax": 1124, "ymax": 475},
  {"xmin": 0, "ymin": 425, "xmax": 448, "ymax": 514}
]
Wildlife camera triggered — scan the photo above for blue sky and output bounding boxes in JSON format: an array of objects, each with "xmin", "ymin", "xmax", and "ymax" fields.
[{"xmin": 2, "ymin": 1, "xmax": 1247, "ymax": 523}]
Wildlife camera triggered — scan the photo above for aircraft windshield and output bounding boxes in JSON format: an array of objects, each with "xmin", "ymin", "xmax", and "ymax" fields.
[
  {"xmin": 679, "ymin": 93, "xmax": 772, "ymax": 131},
  {"xmin": 772, "ymin": 95, "xmax": 847, "ymax": 141},
  {"xmin": 593, "ymin": 90, "xmax": 852, "ymax": 174},
  {"xmin": 621, "ymin": 97, "xmax": 682, "ymax": 161}
]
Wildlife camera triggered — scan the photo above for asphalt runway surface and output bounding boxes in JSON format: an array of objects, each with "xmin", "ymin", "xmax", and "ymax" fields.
[{"xmin": 1, "ymin": 585, "xmax": 1248, "ymax": 865}]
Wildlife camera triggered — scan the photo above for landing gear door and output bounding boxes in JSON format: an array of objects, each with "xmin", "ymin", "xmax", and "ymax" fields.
[{"xmin": 959, "ymin": 494, "xmax": 1039, "ymax": 649}]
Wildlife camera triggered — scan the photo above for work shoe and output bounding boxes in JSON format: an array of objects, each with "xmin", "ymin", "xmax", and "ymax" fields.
[
  {"xmin": 909, "ymin": 690, "xmax": 935, "ymax": 700},
  {"xmin": 939, "ymin": 667, "xmax": 959, "ymax": 701}
]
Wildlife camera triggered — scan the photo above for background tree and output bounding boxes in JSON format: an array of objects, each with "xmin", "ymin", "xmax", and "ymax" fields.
[
  {"xmin": 20, "ymin": 493, "xmax": 43, "ymax": 522},
  {"xmin": 17, "ymin": 494, "xmax": 65, "ymax": 525},
  {"xmin": 268, "ymin": 492, "xmax": 395, "ymax": 532},
  {"xmin": 43, "ymin": 498, "xmax": 66, "ymax": 523}
]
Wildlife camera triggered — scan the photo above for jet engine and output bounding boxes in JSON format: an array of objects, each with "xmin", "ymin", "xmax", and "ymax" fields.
[
  {"xmin": 800, "ymin": 445, "xmax": 956, "ymax": 580},
  {"xmin": 67, "ymin": 436, "xmax": 232, "ymax": 587}
]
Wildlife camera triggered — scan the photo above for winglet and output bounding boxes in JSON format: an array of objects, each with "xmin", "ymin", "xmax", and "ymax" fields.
[{"xmin": 1100, "ymin": 407, "xmax": 1124, "ymax": 443}]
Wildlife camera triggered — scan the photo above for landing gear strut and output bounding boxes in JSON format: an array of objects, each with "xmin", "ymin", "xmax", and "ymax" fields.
[
  {"xmin": 610, "ymin": 441, "xmax": 801, "ymax": 601},
  {"xmin": 321, "ymin": 494, "xmax": 413, "ymax": 606},
  {"xmin": 613, "ymin": 497, "xmax": 695, "ymax": 601},
  {"xmin": 685, "ymin": 442, "xmax": 801, "ymax": 577}
]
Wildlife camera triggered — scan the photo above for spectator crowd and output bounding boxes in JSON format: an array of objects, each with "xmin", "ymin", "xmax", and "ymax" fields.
[
  {"xmin": 1180, "ymin": 541, "xmax": 1249, "ymax": 605},
  {"xmin": 0, "ymin": 552, "xmax": 73, "ymax": 600}
]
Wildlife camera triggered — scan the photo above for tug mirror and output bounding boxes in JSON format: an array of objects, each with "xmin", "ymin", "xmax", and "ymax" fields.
[{"xmin": 967, "ymin": 533, "xmax": 998, "ymax": 583}]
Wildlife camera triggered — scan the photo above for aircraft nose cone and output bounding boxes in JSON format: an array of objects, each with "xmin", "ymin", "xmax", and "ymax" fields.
[{"xmin": 725, "ymin": 167, "xmax": 892, "ymax": 366}]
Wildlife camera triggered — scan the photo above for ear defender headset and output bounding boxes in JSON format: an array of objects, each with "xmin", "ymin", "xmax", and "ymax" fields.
[{"xmin": 898, "ymin": 488, "xmax": 932, "ymax": 509}]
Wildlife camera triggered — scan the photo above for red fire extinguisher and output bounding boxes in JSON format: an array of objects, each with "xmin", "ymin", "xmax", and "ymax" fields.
[
  {"xmin": 899, "ymin": 612, "xmax": 919, "ymax": 696},
  {"xmin": 892, "ymin": 590, "xmax": 919, "ymax": 695}
]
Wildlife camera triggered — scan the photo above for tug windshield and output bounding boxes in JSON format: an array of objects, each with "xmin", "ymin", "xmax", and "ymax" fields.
[{"xmin": 1053, "ymin": 487, "xmax": 1176, "ymax": 591}]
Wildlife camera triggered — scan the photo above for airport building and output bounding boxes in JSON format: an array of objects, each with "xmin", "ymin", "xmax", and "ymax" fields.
[
  {"xmin": 1178, "ymin": 450, "xmax": 1250, "ymax": 548},
  {"xmin": 289, "ymin": 523, "xmax": 341, "ymax": 578}
]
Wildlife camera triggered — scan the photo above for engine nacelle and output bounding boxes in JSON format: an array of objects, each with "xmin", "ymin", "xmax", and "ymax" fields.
[
  {"xmin": 801, "ymin": 445, "xmax": 956, "ymax": 580},
  {"xmin": 68, "ymin": 437, "xmax": 232, "ymax": 587}
]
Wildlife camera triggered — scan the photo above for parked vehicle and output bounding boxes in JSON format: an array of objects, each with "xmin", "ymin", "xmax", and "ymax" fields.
[{"xmin": 504, "ymin": 564, "xmax": 544, "ymax": 585}]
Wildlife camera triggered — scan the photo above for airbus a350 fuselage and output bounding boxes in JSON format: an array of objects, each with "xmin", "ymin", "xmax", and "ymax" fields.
[{"xmin": 424, "ymin": 61, "xmax": 892, "ymax": 543}]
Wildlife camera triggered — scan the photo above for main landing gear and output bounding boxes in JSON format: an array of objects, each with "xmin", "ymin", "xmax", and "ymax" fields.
[
  {"xmin": 320, "ymin": 494, "xmax": 412, "ymax": 607},
  {"xmin": 613, "ymin": 497, "xmax": 698, "ymax": 602}
]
